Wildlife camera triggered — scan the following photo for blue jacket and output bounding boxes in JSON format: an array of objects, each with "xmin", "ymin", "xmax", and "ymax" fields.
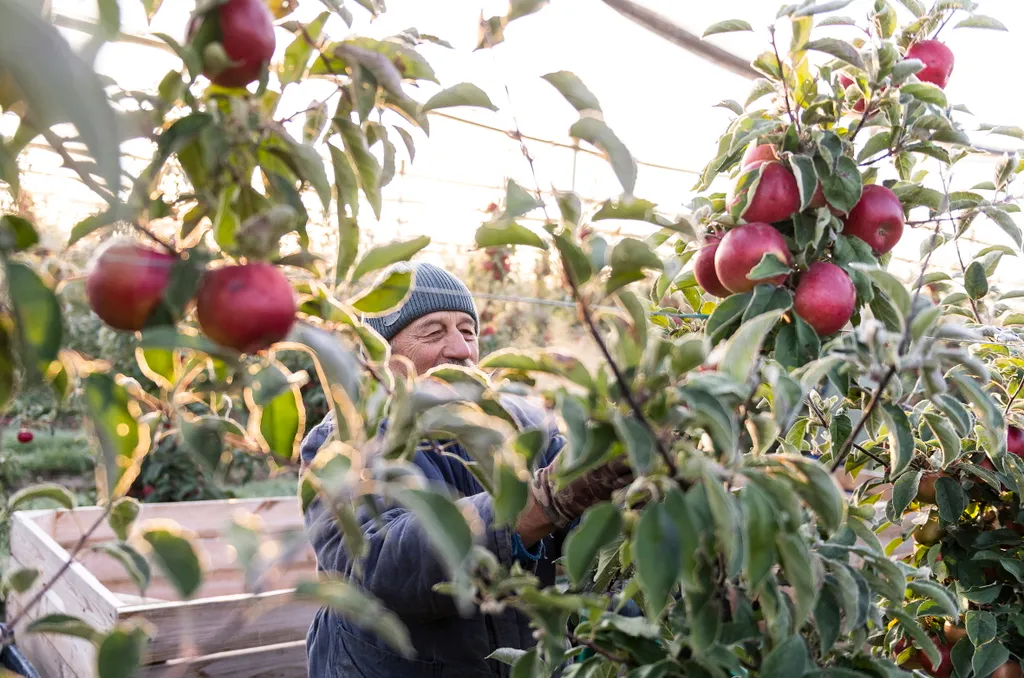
[{"xmin": 301, "ymin": 395, "xmax": 568, "ymax": 677}]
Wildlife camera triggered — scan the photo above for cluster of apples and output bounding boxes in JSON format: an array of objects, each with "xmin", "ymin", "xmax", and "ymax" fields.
[
  {"xmin": 85, "ymin": 240, "xmax": 296, "ymax": 354},
  {"xmin": 694, "ymin": 141, "xmax": 905, "ymax": 336},
  {"xmin": 693, "ymin": 37, "xmax": 957, "ymax": 337},
  {"xmin": 186, "ymin": 0, "xmax": 276, "ymax": 89}
]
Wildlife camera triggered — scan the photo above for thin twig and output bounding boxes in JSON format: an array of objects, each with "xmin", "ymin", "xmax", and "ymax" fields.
[
  {"xmin": 571, "ymin": 634, "xmax": 633, "ymax": 666},
  {"xmin": 496, "ymin": 71, "xmax": 678, "ymax": 478},
  {"xmin": 854, "ymin": 442, "xmax": 889, "ymax": 468},
  {"xmin": 1005, "ymin": 377, "xmax": 1024, "ymax": 416},
  {"xmin": 848, "ymin": 95, "xmax": 876, "ymax": 144},
  {"xmin": 769, "ymin": 27, "xmax": 800, "ymax": 137},
  {"xmin": 1, "ymin": 504, "xmax": 113, "ymax": 646},
  {"xmin": 932, "ymin": 12, "xmax": 955, "ymax": 40}
]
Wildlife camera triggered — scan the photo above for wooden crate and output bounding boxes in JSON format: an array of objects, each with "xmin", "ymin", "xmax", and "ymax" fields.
[{"xmin": 6, "ymin": 497, "xmax": 318, "ymax": 678}]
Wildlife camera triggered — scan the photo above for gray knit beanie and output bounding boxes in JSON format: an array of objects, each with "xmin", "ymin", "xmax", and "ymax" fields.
[{"xmin": 363, "ymin": 262, "xmax": 478, "ymax": 341}]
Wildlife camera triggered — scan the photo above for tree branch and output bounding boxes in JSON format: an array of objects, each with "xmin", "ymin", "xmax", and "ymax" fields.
[
  {"xmin": 1, "ymin": 504, "xmax": 113, "ymax": 647},
  {"xmin": 770, "ymin": 27, "xmax": 800, "ymax": 136}
]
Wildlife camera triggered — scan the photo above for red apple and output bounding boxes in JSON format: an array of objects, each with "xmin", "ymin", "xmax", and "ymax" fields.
[
  {"xmin": 730, "ymin": 161, "xmax": 801, "ymax": 225},
  {"xmin": 187, "ymin": 0, "xmax": 276, "ymax": 89},
  {"xmin": 196, "ymin": 263, "xmax": 296, "ymax": 353},
  {"xmin": 920, "ymin": 639, "xmax": 953, "ymax": 678},
  {"xmin": 17, "ymin": 429, "xmax": 33, "ymax": 444},
  {"xmin": 993, "ymin": 663, "xmax": 1024, "ymax": 678},
  {"xmin": 714, "ymin": 223, "xmax": 792, "ymax": 294},
  {"xmin": 842, "ymin": 184, "xmax": 905, "ymax": 254},
  {"xmin": 481, "ymin": 326, "xmax": 496, "ymax": 337},
  {"xmin": 86, "ymin": 240, "xmax": 175, "ymax": 332},
  {"xmin": 694, "ymin": 237, "xmax": 731, "ymax": 298},
  {"xmin": 905, "ymin": 40, "xmax": 954, "ymax": 90},
  {"xmin": 1008, "ymin": 425, "xmax": 1024, "ymax": 457},
  {"xmin": 740, "ymin": 144, "xmax": 779, "ymax": 169},
  {"xmin": 839, "ymin": 74, "xmax": 866, "ymax": 113},
  {"xmin": 793, "ymin": 262, "xmax": 855, "ymax": 336}
]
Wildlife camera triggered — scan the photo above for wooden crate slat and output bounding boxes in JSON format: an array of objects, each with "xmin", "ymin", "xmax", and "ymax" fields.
[
  {"xmin": 9, "ymin": 513, "xmax": 121, "ymax": 630},
  {"xmin": 138, "ymin": 640, "xmax": 307, "ymax": 678},
  {"xmin": 104, "ymin": 564, "xmax": 315, "ymax": 603},
  {"xmin": 43, "ymin": 497, "xmax": 302, "ymax": 547},
  {"xmin": 119, "ymin": 590, "xmax": 318, "ymax": 663}
]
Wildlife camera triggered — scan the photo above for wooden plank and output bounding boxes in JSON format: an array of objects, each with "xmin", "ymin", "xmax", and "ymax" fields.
[
  {"xmin": 138, "ymin": 640, "xmax": 307, "ymax": 678},
  {"xmin": 8, "ymin": 513, "xmax": 121, "ymax": 632},
  {"xmin": 119, "ymin": 590, "xmax": 318, "ymax": 663},
  {"xmin": 5, "ymin": 563, "xmax": 97, "ymax": 678},
  {"xmin": 42, "ymin": 498, "xmax": 303, "ymax": 548},
  {"xmin": 103, "ymin": 565, "xmax": 315, "ymax": 603},
  {"xmin": 78, "ymin": 537, "xmax": 315, "ymax": 587}
]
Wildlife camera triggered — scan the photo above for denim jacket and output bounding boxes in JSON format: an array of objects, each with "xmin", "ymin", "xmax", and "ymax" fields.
[{"xmin": 301, "ymin": 395, "xmax": 569, "ymax": 677}]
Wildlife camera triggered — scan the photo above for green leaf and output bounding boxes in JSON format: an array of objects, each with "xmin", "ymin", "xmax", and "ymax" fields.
[
  {"xmin": 0, "ymin": 2, "xmax": 121, "ymax": 193},
  {"xmin": 895, "ymin": 0, "xmax": 925, "ymax": 16},
  {"xmin": 923, "ymin": 413, "xmax": 962, "ymax": 467},
  {"xmin": 257, "ymin": 384, "xmax": 302, "ymax": 461},
  {"xmin": 742, "ymin": 485, "xmax": 777, "ymax": 589},
  {"xmin": 82, "ymin": 373, "xmax": 147, "ymax": 498},
  {"xmin": 541, "ymin": 71, "xmax": 601, "ymax": 112},
  {"xmin": 613, "ymin": 413, "xmax": 654, "ymax": 474},
  {"xmin": 820, "ymin": 156, "xmax": 863, "ymax": 215},
  {"xmin": 907, "ymin": 579, "xmax": 959, "ymax": 617},
  {"xmin": 746, "ymin": 253, "xmax": 792, "ymax": 280},
  {"xmin": 27, "ymin": 613, "xmax": 101, "ymax": 644},
  {"xmin": 721, "ymin": 309, "xmax": 785, "ymax": 382},
  {"xmin": 792, "ymin": 0, "xmax": 855, "ymax": 16},
  {"xmin": 475, "ymin": 221, "xmax": 547, "ymax": 250},
  {"xmin": 881, "ymin": 404, "xmax": 914, "ymax": 476},
  {"xmin": 966, "ymin": 610, "xmax": 997, "ymax": 646},
  {"xmin": 91, "ymin": 541, "xmax": 151, "ymax": 594},
  {"xmin": 804, "ymin": 38, "xmax": 864, "ymax": 68},
  {"xmin": 853, "ymin": 264, "xmax": 910, "ymax": 322},
  {"xmin": 888, "ymin": 470, "xmax": 921, "ymax": 523},
  {"xmin": 142, "ymin": 525, "xmax": 202, "ymax": 598},
  {"xmin": 350, "ymin": 236, "xmax": 430, "ymax": 283},
  {"xmin": 889, "ymin": 607, "xmax": 941, "ymax": 668},
  {"xmin": 955, "ymin": 15, "xmax": 1008, "ymax": 31},
  {"xmin": 973, "ymin": 641, "xmax": 1010, "ymax": 678},
  {"xmin": 97, "ymin": 622, "xmax": 149, "ymax": 678},
  {"xmin": 7, "ymin": 482, "xmax": 76, "ymax": 513},
  {"xmin": 289, "ymin": 140, "xmax": 332, "ymax": 213},
  {"xmin": 901, "ymin": 83, "xmax": 948, "ymax": 107},
  {"xmin": 337, "ymin": 118, "xmax": 382, "ymax": 220},
  {"xmin": 761, "ymin": 635, "xmax": 809, "ymax": 678},
  {"xmin": 569, "ymin": 117, "xmax": 636, "ymax": 195},
  {"xmin": 935, "ymin": 475, "xmax": 967, "ymax": 523},
  {"xmin": 213, "ymin": 185, "xmax": 239, "ymax": 251},
  {"xmin": 394, "ymin": 488, "xmax": 472, "ymax": 571},
  {"xmin": 744, "ymin": 285, "xmax": 793, "ymax": 323},
  {"xmin": 503, "ymin": 179, "xmax": 543, "ymax": 219},
  {"xmin": 633, "ymin": 503, "xmax": 680, "ymax": 616},
  {"xmin": 703, "ymin": 19, "xmax": 754, "ymax": 37},
  {"xmin": 789, "ymin": 155, "xmax": 818, "ymax": 210},
  {"xmin": 982, "ymin": 206, "xmax": 1022, "ymax": 250},
  {"xmin": 778, "ymin": 533, "xmax": 818, "ymax": 626},
  {"xmin": 108, "ymin": 497, "xmax": 141, "ymax": 541},
  {"xmin": 965, "ymin": 260, "xmax": 989, "ymax": 299},
  {"xmin": 349, "ymin": 268, "xmax": 413, "ymax": 314},
  {"xmin": 488, "ymin": 648, "xmax": 527, "ymax": 667},
  {"xmin": 142, "ymin": 0, "xmax": 164, "ymax": 22},
  {"xmin": 563, "ymin": 503, "xmax": 622, "ymax": 585},
  {"xmin": 607, "ymin": 237, "xmax": 663, "ymax": 294},
  {"xmin": 295, "ymin": 580, "xmax": 414, "ymax": 657},
  {"xmin": 280, "ymin": 13, "xmax": 328, "ymax": 84},
  {"xmin": 774, "ymin": 315, "xmax": 820, "ymax": 369},
  {"xmin": 4, "ymin": 566, "xmax": 38, "ymax": 594},
  {"xmin": 951, "ymin": 372, "xmax": 1004, "ymax": 455},
  {"xmin": 493, "ymin": 463, "xmax": 528, "ymax": 527},
  {"xmin": 547, "ymin": 225, "xmax": 593, "ymax": 285},
  {"xmin": 422, "ymin": 83, "xmax": 497, "ymax": 113},
  {"xmin": 328, "ymin": 141, "xmax": 359, "ymax": 224},
  {"xmin": 0, "ymin": 214, "xmax": 39, "ymax": 251},
  {"xmin": 705, "ymin": 292, "xmax": 752, "ymax": 345},
  {"xmin": 8, "ymin": 261, "xmax": 62, "ymax": 378}
]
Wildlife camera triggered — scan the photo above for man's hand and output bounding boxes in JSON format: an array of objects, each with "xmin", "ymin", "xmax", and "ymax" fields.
[{"xmin": 516, "ymin": 456, "xmax": 633, "ymax": 545}]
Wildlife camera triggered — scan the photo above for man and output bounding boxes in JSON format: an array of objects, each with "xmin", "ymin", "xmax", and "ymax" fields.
[{"xmin": 301, "ymin": 262, "xmax": 631, "ymax": 677}]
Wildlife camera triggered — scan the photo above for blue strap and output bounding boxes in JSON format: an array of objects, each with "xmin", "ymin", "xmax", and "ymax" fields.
[{"xmin": 511, "ymin": 532, "xmax": 545, "ymax": 562}]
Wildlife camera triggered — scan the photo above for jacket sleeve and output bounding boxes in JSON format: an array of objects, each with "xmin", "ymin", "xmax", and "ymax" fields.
[{"xmin": 301, "ymin": 427, "xmax": 517, "ymax": 623}]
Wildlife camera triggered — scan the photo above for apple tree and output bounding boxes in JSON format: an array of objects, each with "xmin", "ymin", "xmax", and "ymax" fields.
[{"xmin": 2, "ymin": 0, "xmax": 1024, "ymax": 677}]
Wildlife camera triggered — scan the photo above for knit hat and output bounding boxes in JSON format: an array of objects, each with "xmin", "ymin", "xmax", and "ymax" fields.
[{"xmin": 363, "ymin": 262, "xmax": 478, "ymax": 341}]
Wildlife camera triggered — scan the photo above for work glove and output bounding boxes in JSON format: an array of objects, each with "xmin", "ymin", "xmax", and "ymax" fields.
[{"xmin": 529, "ymin": 456, "xmax": 633, "ymax": 529}]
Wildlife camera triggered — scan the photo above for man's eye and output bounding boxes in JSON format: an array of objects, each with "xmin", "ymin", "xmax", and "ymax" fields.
[{"xmin": 462, "ymin": 330, "xmax": 477, "ymax": 340}]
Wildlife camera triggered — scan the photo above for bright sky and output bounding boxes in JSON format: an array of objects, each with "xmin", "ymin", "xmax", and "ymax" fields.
[{"xmin": 13, "ymin": 0, "xmax": 1024, "ymax": 289}]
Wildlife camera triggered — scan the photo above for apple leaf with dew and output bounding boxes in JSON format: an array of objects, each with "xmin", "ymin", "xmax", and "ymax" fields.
[{"xmin": 4, "ymin": 0, "xmax": 1024, "ymax": 676}]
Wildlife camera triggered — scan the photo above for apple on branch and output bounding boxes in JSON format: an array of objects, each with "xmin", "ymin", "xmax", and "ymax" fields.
[
  {"xmin": 196, "ymin": 262, "xmax": 296, "ymax": 354},
  {"xmin": 842, "ymin": 184, "xmax": 905, "ymax": 254},
  {"xmin": 714, "ymin": 222, "xmax": 792, "ymax": 294},
  {"xmin": 728, "ymin": 161, "xmax": 801, "ymax": 225},
  {"xmin": 693, "ymin": 234, "xmax": 731, "ymax": 298},
  {"xmin": 793, "ymin": 262, "xmax": 856, "ymax": 336},
  {"xmin": 905, "ymin": 40, "xmax": 955, "ymax": 90},
  {"xmin": 187, "ymin": 0, "xmax": 276, "ymax": 89},
  {"xmin": 86, "ymin": 239, "xmax": 175, "ymax": 332}
]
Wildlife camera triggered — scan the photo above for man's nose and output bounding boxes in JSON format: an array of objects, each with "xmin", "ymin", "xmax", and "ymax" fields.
[{"xmin": 443, "ymin": 330, "xmax": 473, "ymax": 360}]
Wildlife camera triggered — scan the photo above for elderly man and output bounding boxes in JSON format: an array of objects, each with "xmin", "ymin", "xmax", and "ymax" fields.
[{"xmin": 301, "ymin": 262, "xmax": 631, "ymax": 677}]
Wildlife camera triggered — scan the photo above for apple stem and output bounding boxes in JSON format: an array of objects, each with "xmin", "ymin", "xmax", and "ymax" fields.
[
  {"xmin": 931, "ymin": 12, "xmax": 955, "ymax": 41},
  {"xmin": 769, "ymin": 27, "xmax": 801, "ymax": 138}
]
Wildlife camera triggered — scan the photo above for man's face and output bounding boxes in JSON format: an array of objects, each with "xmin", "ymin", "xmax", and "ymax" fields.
[{"xmin": 389, "ymin": 310, "xmax": 479, "ymax": 375}]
